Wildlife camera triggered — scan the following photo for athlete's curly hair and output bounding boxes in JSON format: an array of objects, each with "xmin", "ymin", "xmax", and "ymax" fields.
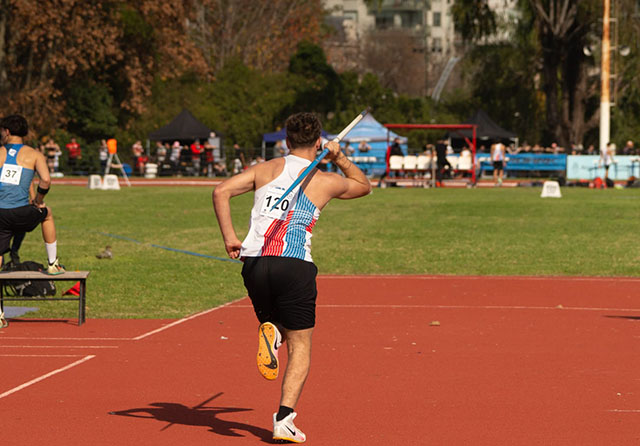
[
  {"xmin": 285, "ymin": 113, "xmax": 322, "ymax": 149},
  {"xmin": 0, "ymin": 115, "xmax": 28, "ymax": 137}
]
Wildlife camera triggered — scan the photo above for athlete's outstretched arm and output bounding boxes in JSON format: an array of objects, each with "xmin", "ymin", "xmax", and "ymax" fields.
[{"xmin": 212, "ymin": 168, "xmax": 256, "ymax": 259}]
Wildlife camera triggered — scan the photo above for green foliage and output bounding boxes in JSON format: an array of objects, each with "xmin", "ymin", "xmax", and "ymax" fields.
[
  {"xmin": 204, "ymin": 59, "xmax": 296, "ymax": 148},
  {"xmin": 119, "ymin": 4, "xmax": 155, "ymax": 53},
  {"xmin": 460, "ymin": 43, "xmax": 544, "ymax": 144},
  {"xmin": 288, "ymin": 41, "xmax": 340, "ymax": 117},
  {"xmin": 451, "ymin": 0, "xmax": 497, "ymax": 43},
  {"xmin": 65, "ymin": 81, "xmax": 119, "ymax": 141}
]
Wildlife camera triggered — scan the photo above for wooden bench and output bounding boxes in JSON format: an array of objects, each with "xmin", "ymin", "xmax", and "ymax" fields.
[{"xmin": 0, "ymin": 271, "xmax": 90, "ymax": 326}]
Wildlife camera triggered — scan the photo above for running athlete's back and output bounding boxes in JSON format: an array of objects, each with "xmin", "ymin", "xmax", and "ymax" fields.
[
  {"xmin": 213, "ymin": 135, "xmax": 370, "ymax": 260},
  {"xmin": 241, "ymin": 155, "xmax": 321, "ymax": 261}
]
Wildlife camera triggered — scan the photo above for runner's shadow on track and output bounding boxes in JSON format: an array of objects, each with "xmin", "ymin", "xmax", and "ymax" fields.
[
  {"xmin": 604, "ymin": 315, "xmax": 640, "ymax": 321},
  {"xmin": 109, "ymin": 399, "xmax": 272, "ymax": 442}
]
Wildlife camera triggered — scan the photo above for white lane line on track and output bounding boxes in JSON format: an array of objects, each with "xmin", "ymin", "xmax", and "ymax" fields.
[
  {"xmin": 229, "ymin": 304, "xmax": 640, "ymax": 312},
  {"xmin": 0, "ymin": 354, "xmax": 85, "ymax": 357},
  {"xmin": 607, "ymin": 409, "xmax": 640, "ymax": 413},
  {"xmin": 318, "ymin": 274, "xmax": 640, "ymax": 283},
  {"xmin": 0, "ymin": 298, "xmax": 251, "ymax": 342},
  {"xmin": 0, "ymin": 355, "xmax": 95, "ymax": 400},
  {"xmin": 0, "ymin": 345, "xmax": 118, "ymax": 349},
  {"xmin": 0, "ymin": 337, "xmax": 129, "ymax": 341},
  {"xmin": 132, "ymin": 297, "xmax": 248, "ymax": 341}
]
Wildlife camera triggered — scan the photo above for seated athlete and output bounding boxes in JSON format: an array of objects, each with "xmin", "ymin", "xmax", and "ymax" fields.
[
  {"xmin": 213, "ymin": 112, "xmax": 371, "ymax": 443},
  {"xmin": 0, "ymin": 115, "xmax": 64, "ymax": 274}
]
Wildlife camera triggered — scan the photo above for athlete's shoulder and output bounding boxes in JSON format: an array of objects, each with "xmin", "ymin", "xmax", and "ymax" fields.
[{"xmin": 252, "ymin": 157, "xmax": 285, "ymax": 188}]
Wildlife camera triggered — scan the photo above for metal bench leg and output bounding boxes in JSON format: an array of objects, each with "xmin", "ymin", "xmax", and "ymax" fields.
[
  {"xmin": 0, "ymin": 282, "xmax": 6, "ymax": 328},
  {"xmin": 79, "ymin": 280, "xmax": 86, "ymax": 326}
]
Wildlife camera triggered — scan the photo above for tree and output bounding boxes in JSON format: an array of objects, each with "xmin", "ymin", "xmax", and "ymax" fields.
[
  {"xmin": 451, "ymin": 0, "xmax": 497, "ymax": 43},
  {"xmin": 0, "ymin": 1, "xmax": 206, "ymax": 135},
  {"xmin": 188, "ymin": 0, "xmax": 324, "ymax": 72},
  {"xmin": 528, "ymin": 0, "xmax": 600, "ymax": 147},
  {"xmin": 362, "ymin": 28, "xmax": 427, "ymax": 96},
  {"xmin": 288, "ymin": 41, "xmax": 341, "ymax": 117}
]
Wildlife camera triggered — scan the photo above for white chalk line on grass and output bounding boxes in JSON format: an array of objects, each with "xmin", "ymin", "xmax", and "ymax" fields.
[
  {"xmin": 0, "ymin": 355, "xmax": 95, "ymax": 400},
  {"xmin": 230, "ymin": 304, "xmax": 640, "ymax": 312}
]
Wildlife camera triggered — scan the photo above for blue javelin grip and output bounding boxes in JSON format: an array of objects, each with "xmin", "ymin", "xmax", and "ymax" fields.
[{"xmin": 270, "ymin": 109, "xmax": 369, "ymax": 211}]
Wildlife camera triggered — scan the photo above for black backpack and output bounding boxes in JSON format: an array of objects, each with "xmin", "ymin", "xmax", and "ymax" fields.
[{"xmin": 2, "ymin": 260, "xmax": 56, "ymax": 297}]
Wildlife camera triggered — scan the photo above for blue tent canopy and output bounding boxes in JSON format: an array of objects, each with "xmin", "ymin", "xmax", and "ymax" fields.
[{"xmin": 338, "ymin": 113, "xmax": 407, "ymax": 143}]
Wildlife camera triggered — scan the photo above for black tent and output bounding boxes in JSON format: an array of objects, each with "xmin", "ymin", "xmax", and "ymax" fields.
[
  {"xmin": 148, "ymin": 109, "xmax": 212, "ymax": 142},
  {"xmin": 449, "ymin": 109, "xmax": 516, "ymax": 142}
]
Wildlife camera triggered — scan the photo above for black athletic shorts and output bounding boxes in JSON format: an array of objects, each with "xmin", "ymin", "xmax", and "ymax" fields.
[
  {"xmin": 241, "ymin": 256, "xmax": 318, "ymax": 331},
  {"xmin": 0, "ymin": 205, "xmax": 48, "ymax": 255},
  {"xmin": 493, "ymin": 160, "xmax": 504, "ymax": 171}
]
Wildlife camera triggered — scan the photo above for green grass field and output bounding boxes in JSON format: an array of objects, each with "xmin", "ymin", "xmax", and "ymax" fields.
[{"xmin": 9, "ymin": 185, "xmax": 640, "ymax": 320}]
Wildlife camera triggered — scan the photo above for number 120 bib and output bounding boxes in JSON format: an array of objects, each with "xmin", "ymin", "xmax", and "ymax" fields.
[{"xmin": 260, "ymin": 186, "xmax": 297, "ymax": 219}]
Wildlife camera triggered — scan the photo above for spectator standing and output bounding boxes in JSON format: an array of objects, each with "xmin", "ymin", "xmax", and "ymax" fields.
[
  {"xmin": 342, "ymin": 141, "xmax": 355, "ymax": 156},
  {"xmin": 44, "ymin": 138, "xmax": 61, "ymax": 173},
  {"xmin": 358, "ymin": 140, "xmax": 371, "ymax": 153},
  {"xmin": 233, "ymin": 143, "xmax": 246, "ymax": 169},
  {"xmin": 131, "ymin": 140, "xmax": 144, "ymax": 176},
  {"xmin": 99, "ymin": 139, "xmax": 108, "ymax": 173},
  {"xmin": 179, "ymin": 143, "xmax": 191, "ymax": 176},
  {"xmin": 155, "ymin": 141, "xmax": 167, "ymax": 164},
  {"xmin": 378, "ymin": 137, "xmax": 404, "ymax": 186},
  {"xmin": 170, "ymin": 141, "xmax": 181, "ymax": 174},
  {"xmin": 623, "ymin": 140, "xmax": 635, "ymax": 155},
  {"xmin": 490, "ymin": 141, "xmax": 507, "ymax": 186},
  {"xmin": 65, "ymin": 137, "xmax": 81, "ymax": 173},
  {"xmin": 435, "ymin": 139, "xmax": 451, "ymax": 186},
  {"xmin": 273, "ymin": 140, "xmax": 287, "ymax": 158},
  {"xmin": 600, "ymin": 142, "xmax": 616, "ymax": 183},
  {"xmin": 190, "ymin": 139, "xmax": 203, "ymax": 176},
  {"xmin": 203, "ymin": 141, "xmax": 215, "ymax": 177}
]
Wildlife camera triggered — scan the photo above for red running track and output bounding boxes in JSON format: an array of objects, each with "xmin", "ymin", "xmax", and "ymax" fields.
[{"xmin": 1, "ymin": 275, "xmax": 640, "ymax": 445}]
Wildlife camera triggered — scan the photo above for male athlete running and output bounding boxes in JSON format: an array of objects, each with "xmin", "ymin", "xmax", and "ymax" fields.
[{"xmin": 213, "ymin": 112, "xmax": 370, "ymax": 443}]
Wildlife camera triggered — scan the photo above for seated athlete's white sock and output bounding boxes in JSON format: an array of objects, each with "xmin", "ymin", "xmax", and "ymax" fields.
[{"xmin": 45, "ymin": 241, "xmax": 57, "ymax": 264}]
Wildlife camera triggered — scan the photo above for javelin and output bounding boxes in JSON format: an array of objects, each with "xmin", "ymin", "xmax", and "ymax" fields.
[{"xmin": 270, "ymin": 108, "xmax": 369, "ymax": 211}]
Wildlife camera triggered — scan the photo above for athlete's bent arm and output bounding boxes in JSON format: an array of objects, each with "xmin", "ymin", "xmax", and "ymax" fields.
[
  {"xmin": 325, "ymin": 142, "xmax": 371, "ymax": 199},
  {"xmin": 212, "ymin": 167, "xmax": 256, "ymax": 259},
  {"xmin": 33, "ymin": 151, "xmax": 51, "ymax": 207}
]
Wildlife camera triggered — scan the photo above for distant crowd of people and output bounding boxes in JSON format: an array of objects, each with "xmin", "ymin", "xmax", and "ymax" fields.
[
  {"xmin": 28, "ymin": 134, "xmax": 640, "ymax": 180},
  {"xmin": 475, "ymin": 139, "xmax": 637, "ymax": 156}
]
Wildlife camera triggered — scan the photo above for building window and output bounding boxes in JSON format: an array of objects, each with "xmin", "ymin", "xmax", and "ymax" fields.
[
  {"xmin": 431, "ymin": 37, "xmax": 442, "ymax": 53},
  {"xmin": 344, "ymin": 10, "xmax": 358, "ymax": 22},
  {"xmin": 433, "ymin": 12, "xmax": 441, "ymax": 27}
]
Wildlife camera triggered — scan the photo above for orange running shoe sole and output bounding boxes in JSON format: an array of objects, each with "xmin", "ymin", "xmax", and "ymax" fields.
[{"xmin": 257, "ymin": 322, "xmax": 279, "ymax": 380}]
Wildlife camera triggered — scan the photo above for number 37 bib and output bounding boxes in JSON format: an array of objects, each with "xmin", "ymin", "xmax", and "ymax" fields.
[
  {"xmin": 0, "ymin": 163, "xmax": 23, "ymax": 185},
  {"xmin": 259, "ymin": 185, "xmax": 297, "ymax": 219}
]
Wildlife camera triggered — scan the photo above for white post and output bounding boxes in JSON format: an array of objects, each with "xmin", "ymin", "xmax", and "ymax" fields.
[{"xmin": 599, "ymin": 0, "xmax": 611, "ymax": 153}]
